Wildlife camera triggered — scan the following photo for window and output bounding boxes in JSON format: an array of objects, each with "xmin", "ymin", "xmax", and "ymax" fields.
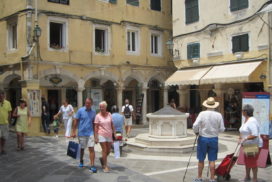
[
  {"xmin": 150, "ymin": 32, "xmax": 162, "ymax": 56},
  {"xmin": 127, "ymin": 0, "xmax": 139, "ymax": 6},
  {"xmin": 99, "ymin": 0, "xmax": 117, "ymax": 3},
  {"xmin": 127, "ymin": 28, "xmax": 139, "ymax": 54},
  {"xmin": 50, "ymin": 22, "xmax": 66, "ymax": 49},
  {"xmin": 230, "ymin": 0, "xmax": 248, "ymax": 11},
  {"xmin": 150, "ymin": 0, "xmax": 161, "ymax": 11},
  {"xmin": 94, "ymin": 25, "xmax": 110, "ymax": 54},
  {"xmin": 185, "ymin": 0, "xmax": 199, "ymax": 24},
  {"xmin": 48, "ymin": 0, "xmax": 69, "ymax": 5},
  {"xmin": 232, "ymin": 34, "xmax": 249, "ymax": 53},
  {"xmin": 8, "ymin": 21, "xmax": 17, "ymax": 50},
  {"xmin": 187, "ymin": 43, "xmax": 200, "ymax": 59}
]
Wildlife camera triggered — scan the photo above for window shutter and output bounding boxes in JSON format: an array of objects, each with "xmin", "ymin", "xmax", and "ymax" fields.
[
  {"xmin": 241, "ymin": 34, "xmax": 249, "ymax": 52},
  {"xmin": 192, "ymin": 43, "xmax": 200, "ymax": 58},
  {"xmin": 109, "ymin": 0, "xmax": 117, "ymax": 4},
  {"xmin": 232, "ymin": 36, "xmax": 239, "ymax": 53},
  {"xmin": 186, "ymin": 0, "xmax": 199, "ymax": 24},
  {"xmin": 239, "ymin": 0, "xmax": 248, "ymax": 10},
  {"xmin": 127, "ymin": 0, "xmax": 139, "ymax": 6},
  {"xmin": 230, "ymin": 0, "xmax": 238, "ymax": 11},
  {"xmin": 187, "ymin": 44, "xmax": 192, "ymax": 59}
]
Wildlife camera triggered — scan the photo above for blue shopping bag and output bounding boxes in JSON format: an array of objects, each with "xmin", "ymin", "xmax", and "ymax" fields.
[{"xmin": 67, "ymin": 141, "xmax": 81, "ymax": 159}]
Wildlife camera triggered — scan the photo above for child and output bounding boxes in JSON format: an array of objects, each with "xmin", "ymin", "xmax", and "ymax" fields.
[{"xmin": 53, "ymin": 115, "xmax": 60, "ymax": 138}]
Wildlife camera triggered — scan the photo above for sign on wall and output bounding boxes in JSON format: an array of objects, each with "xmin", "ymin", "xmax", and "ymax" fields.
[
  {"xmin": 242, "ymin": 92, "xmax": 270, "ymax": 135},
  {"xmin": 27, "ymin": 90, "xmax": 41, "ymax": 117}
]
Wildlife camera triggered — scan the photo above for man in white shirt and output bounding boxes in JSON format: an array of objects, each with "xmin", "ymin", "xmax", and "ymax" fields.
[
  {"xmin": 192, "ymin": 97, "xmax": 225, "ymax": 182},
  {"xmin": 121, "ymin": 99, "xmax": 134, "ymax": 138}
]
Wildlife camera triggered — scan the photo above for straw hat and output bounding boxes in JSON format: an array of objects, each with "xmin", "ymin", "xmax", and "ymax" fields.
[{"xmin": 202, "ymin": 97, "xmax": 219, "ymax": 109}]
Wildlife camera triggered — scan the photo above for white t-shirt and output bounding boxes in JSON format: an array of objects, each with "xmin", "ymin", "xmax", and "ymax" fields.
[
  {"xmin": 239, "ymin": 117, "xmax": 263, "ymax": 147},
  {"xmin": 193, "ymin": 110, "xmax": 225, "ymax": 138},
  {"xmin": 122, "ymin": 104, "xmax": 133, "ymax": 115},
  {"xmin": 59, "ymin": 104, "xmax": 74, "ymax": 120}
]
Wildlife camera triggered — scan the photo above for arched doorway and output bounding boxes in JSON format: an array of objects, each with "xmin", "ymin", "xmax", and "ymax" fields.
[
  {"xmin": 6, "ymin": 77, "xmax": 22, "ymax": 109},
  {"xmin": 147, "ymin": 79, "xmax": 162, "ymax": 113},
  {"xmin": 123, "ymin": 78, "xmax": 140, "ymax": 110}
]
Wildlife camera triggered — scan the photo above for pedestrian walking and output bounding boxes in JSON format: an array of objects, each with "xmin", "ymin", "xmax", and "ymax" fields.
[
  {"xmin": 12, "ymin": 98, "xmax": 32, "ymax": 151},
  {"xmin": 192, "ymin": 97, "xmax": 225, "ymax": 182},
  {"xmin": 0, "ymin": 89, "xmax": 12, "ymax": 155},
  {"xmin": 94, "ymin": 101, "xmax": 116, "ymax": 173},
  {"xmin": 121, "ymin": 99, "xmax": 134, "ymax": 138},
  {"xmin": 111, "ymin": 105, "xmax": 124, "ymax": 134},
  {"xmin": 54, "ymin": 99, "xmax": 74, "ymax": 138},
  {"xmin": 238, "ymin": 104, "xmax": 263, "ymax": 182},
  {"xmin": 41, "ymin": 97, "xmax": 50, "ymax": 134},
  {"xmin": 52, "ymin": 115, "xmax": 60, "ymax": 138},
  {"xmin": 72, "ymin": 98, "xmax": 97, "ymax": 173}
]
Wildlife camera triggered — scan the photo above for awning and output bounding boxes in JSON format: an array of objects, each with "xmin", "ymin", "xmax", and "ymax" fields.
[
  {"xmin": 200, "ymin": 61, "xmax": 263, "ymax": 84},
  {"xmin": 165, "ymin": 67, "xmax": 211, "ymax": 86}
]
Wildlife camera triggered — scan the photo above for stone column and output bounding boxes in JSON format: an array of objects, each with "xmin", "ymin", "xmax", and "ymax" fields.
[
  {"xmin": 116, "ymin": 85, "xmax": 124, "ymax": 112},
  {"xmin": 77, "ymin": 87, "xmax": 84, "ymax": 108},
  {"xmin": 177, "ymin": 85, "xmax": 189, "ymax": 109},
  {"xmin": 163, "ymin": 86, "xmax": 169, "ymax": 106},
  {"xmin": 214, "ymin": 83, "xmax": 224, "ymax": 114},
  {"xmin": 142, "ymin": 84, "xmax": 148, "ymax": 125}
]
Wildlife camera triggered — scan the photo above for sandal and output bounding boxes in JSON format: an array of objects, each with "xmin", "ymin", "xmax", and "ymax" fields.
[{"xmin": 103, "ymin": 167, "xmax": 110, "ymax": 173}]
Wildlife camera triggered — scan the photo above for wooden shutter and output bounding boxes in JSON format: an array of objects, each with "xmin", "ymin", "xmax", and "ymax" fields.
[
  {"xmin": 187, "ymin": 44, "xmax": 192, "ymax": 59},
  {"xmin": 232, "ymin": 36, "xmax": 239, "ymax": 53},
  {"xmin": 127, "ymin": 0, "xmax": 139, "ymax": 6},
  {"xmin": 239, "ymin": 0, "xmax": 248, "ymax": 10},
  {"xmin": 230, "ymin": 0, "xmax": 238, "ymax": 11},
  {"xmin": 151, "ymin": 0, "xmax": 161, "ymax": 11},
  {"xmin": 192, "ymin": 43, "xmax": 200, "ymax": 58},
  {"xmin": 186, "ymin": 0, "xmax": 199, "ymax": 24},
  {"xmin": 240, "ymin": 34, "xmax": 249, "ymax": 52}
]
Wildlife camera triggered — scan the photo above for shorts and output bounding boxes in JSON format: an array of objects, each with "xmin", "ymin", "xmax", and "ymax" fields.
[
  {"xmin": 98, "ymin": 135, "xmax": 113, "ymax": 143},
  {"xmin": 197, "ymin": 136, "xmax": 218, "ymax": 161},
  {"xmin": 124, "ymin": 117, "xmax": 132, "ymax": 126},
  {"xmin": 0, "ymin": 124, "xmax": 9, "ymax": 139},
  {"xmin": 78, "ymin": 135, "xmax": 95, "ymax": 149}
]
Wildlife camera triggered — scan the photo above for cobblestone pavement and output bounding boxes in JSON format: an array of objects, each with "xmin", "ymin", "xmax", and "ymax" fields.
[{"xmin": 0, "ymin": 128, "xmax": 271, "ymax": 182}]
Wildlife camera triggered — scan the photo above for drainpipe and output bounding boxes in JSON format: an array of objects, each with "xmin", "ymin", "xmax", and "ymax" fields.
[{"xmin": 268, "ymin": 11, "xmax": 272, "ymax": 123}]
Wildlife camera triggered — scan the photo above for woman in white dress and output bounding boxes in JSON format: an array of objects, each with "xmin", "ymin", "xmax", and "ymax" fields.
[
  {"xmin": 54, "ymin": 99, "xmax": 74, "ymax": 138},
  {"xmin": 239, "ymin": 104, "xmax": 263, "ymax": 182}
]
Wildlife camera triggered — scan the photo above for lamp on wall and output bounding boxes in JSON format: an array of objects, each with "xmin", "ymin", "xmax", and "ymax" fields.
[
  {"xmin": 33, "ymin": 24, "xmax": 42, "ymax": 42},
  {"xmin": 166, "ymin": 39, "xmax": 180, "ymax": 59}
]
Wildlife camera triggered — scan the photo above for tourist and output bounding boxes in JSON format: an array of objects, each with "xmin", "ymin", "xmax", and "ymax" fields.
[
  {"xmin": 121, "ymin": 99, "xmax": 134, "ymax": 138},
  {"xmin": 41, "ymin": 97, "xmax": 50, "ymax": 134},
  {"xmin": 169, "ymin": 98, "xmax": 177, "ymax": 109},
  {"xmin": 94, "ymin": 101, "xmax": 116, "ymax": 172},
  {"xmin": 192, "ymin": 97, "xmax": 225, "ymax": 182},
  {"xmin": 238, "ymin": 104, "xmax": 263, "ymax": 182},
  {"xmin": 54, "ymin": 99, "xmax": 74, "ymax": 138},
  {"xmin": 0, "ymin": 89, "xmax": 12, "ymax": 155},
  {"xmin": 72, "ymin": 98, "xmax": 97, "ymax": 173},
  {"xmin": 13, "ymin": 98, "xmax": 32, "ymax": 151},
  {"xmin": 111, "ymin": 105, "xmax": 124, "ymax": 135}
]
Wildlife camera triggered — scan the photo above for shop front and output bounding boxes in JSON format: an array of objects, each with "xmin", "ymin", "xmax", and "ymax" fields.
[{"xmin": 165, "ymin": 60, "xmax": 267, "ymax": 130}]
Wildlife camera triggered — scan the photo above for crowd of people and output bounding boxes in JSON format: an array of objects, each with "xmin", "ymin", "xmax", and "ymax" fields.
[{"xmin": 0, "ymin": 88, "xmax": 264, "ymax": 179}]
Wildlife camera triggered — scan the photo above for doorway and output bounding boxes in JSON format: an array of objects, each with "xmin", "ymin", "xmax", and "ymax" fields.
[{"xmin": 48, "ymin": 90, "xmax": 60, "ymax": 122}]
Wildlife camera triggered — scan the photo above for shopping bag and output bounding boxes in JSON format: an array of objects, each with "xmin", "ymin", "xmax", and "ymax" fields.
[
  {"xmin": 113, "ymin": 141, "xmax": 120, "ymax": 159},
  {"xmin": 67, "ymin": 141, "xmax": 81, "ymax": 159}
]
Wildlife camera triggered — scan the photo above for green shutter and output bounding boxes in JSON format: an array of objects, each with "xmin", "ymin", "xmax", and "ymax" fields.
[
  {"xmin": 240, "ymin": 34, "xmax": 249, "ymax": 52},
  {"xmin": 187, "ymin": 44, "xmax": 192, "ymax": 59},
  {"xmin": 232, "ymin": 36, "xmax": 239, "ymax": 53},
  {"xmin": 186, "ymin": 0, "xmax": 199, "ymax": 24},
  {"xmin": 109, "ymin": 0, "xmax": 117, "ymax": 4},
  {"xmin": 127, "ymin": 0, "xmax": 139, "ymax": 6},
  {"xmin": 239, "ymin": 0, "xmax": 248, "ymax": 10},
  {"xmin": 230, "ymin": 0, "xmax": 238, "ymax": 11}
]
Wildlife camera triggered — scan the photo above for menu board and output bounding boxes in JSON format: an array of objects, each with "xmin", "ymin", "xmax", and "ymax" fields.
[
  {"xmin": 91, "ymin": 89, "xmax": 103, "ymax": 113},
  {"xmin": 242, "ymin": 92, "xmax": 270, "ymax": 135}
]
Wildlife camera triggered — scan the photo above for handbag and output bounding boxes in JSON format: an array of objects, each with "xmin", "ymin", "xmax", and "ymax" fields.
[
  {"xmin": 243, "ymin": 144, "xmax": 259, "ymax": 156},
  {"xmin": 67, "ymin": 141, "xmax": 81, "ymax": 159},
  {"xmin": 11, "ymin": 107, "xmax": 18, "ymax": 126}
]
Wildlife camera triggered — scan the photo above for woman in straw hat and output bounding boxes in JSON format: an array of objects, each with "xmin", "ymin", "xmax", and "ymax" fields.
[
  {"xmin": 192, "ymin": 97, "xmax": 225, "ymax": 182},
  {"xmin": 12, "ymin": 98, "xmax": 32, "ymax": 151}
]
